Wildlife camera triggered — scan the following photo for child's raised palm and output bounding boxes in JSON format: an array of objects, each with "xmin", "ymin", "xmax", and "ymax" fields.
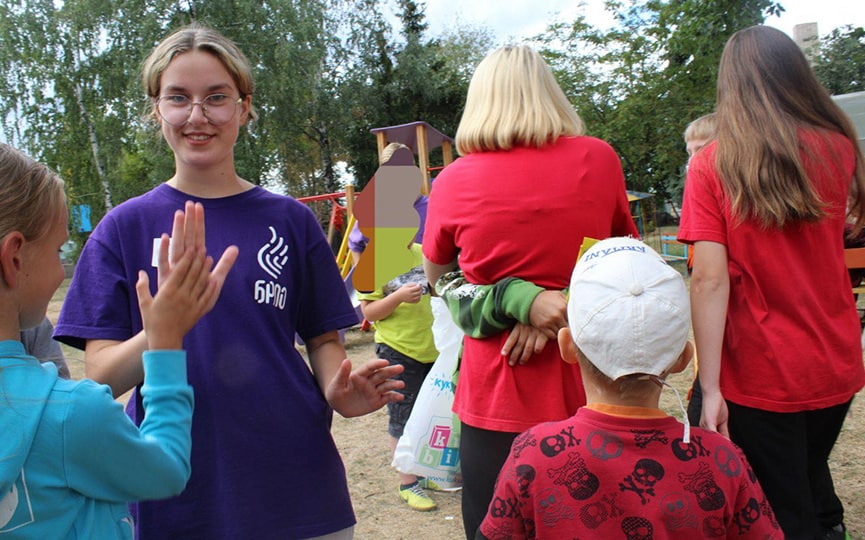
[{"xmin": 136, "ymin": 201, "xmax": 238, "ymax": 350}]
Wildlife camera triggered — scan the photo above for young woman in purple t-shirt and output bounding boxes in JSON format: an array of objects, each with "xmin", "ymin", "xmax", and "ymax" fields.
[{"xmin": 56, "ymin": 23, "xmax": 404, "ymax": 540}]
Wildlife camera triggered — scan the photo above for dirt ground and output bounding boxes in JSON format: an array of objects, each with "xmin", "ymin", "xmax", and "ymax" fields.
[{"xmin": 49, "ymin": 280, "xmax": 865, "ymax": 540}]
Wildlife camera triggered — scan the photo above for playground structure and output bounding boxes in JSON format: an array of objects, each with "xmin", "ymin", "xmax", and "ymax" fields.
[
  {"xmin": 297, "ymin": 122, "xmax": 689, "ymax": 299},
  {"xmin": 293, "ymin": 121, "xmax": 455, "ymax": 332},
  {"xmin": 627, "ymin": 190, "xmax": 689, "ymax": 264},
  {"xmin": 370, "ymin": 121, "xmax": 454, "ymax": 196},
  {"xmin": 295, "ymin": 121, "xmax": 455, "ymax": 279},
  {"xmin": 337, "ymin": 121, "xmax": 454, "ymax": 277},
  {"xmin": 297, "ymin": 121, "xmax": 453, "ymax": 279}
]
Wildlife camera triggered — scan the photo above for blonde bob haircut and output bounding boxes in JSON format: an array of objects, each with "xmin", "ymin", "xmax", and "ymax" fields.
[
  {"xmin": 0, "ymin": 143, "xmax": 66, "ymax": 243},
  {"xmin": 455, "ymin": 45, "xmax": 585, "ymax": 155},
  {"xmin": 141, "ymin": 23, "xmax": 258, "ymax": 122}
]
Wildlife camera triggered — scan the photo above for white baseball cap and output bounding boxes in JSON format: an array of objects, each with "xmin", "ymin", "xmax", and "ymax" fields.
[{"xmin": 567, "ymin": 236, "xmax": 691, "ymax": 381}]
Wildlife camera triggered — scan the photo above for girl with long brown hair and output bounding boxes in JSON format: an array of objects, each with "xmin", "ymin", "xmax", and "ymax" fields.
[{"xmin": 679, "ymin": 25, "xmax": 865, "ymax": 539}]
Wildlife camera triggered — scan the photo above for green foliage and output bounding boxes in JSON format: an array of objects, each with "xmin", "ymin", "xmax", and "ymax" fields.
[
  {"xmin": 813, "ymin": 26, "xmax": 865, "ymax": 95},
  {"xmin": 537, "ymin": 0, "xmax": 783, "ymax": 211},
  {"xmin": 0, "ymin": 0, "xmax": 343, "ymax": 227},
  {"xmin": 0, "ymin": 0, "xmax": 185, "ymax": 232},
  {"xmin": 337, "ymin": 0, "xmax": 490, "ymax": 189},
  {"xmin": 5, "ymin": 0, "xmax": 844, "ymax": 259}
]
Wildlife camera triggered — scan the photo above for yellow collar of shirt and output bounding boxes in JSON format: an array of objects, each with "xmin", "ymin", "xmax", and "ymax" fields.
[{"xmin": 585, "ymin": 402, "xmax": 669, "ymax": 419}]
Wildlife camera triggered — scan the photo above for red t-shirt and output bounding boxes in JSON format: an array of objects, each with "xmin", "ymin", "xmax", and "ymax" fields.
[
  {"xmin": 678, "ymin": 130, "xmax": 865, "ymax": 412},
  {"xmin": 479, "ymin": 407, "xmax": 783, "ymax": 540},
  {"xmin": 423, "ymin": 136, "xmax": 639, "ymax": 432}
]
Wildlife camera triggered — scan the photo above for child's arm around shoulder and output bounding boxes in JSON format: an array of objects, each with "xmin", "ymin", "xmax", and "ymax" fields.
[
  {"xmin": 435, "ymin": 270, "xmax": 567, "ymax": 338},
  {"xmin": 435, "ymin": 270, "xmax": 544, "ymax": 338},
  {"xmin": 435, "ymin": 270, "xmax": 567, "ymax": 366}
]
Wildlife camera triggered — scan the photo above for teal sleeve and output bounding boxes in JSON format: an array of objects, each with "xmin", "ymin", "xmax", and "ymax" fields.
[
  {"xmin": 435, "ymin": 270, "xmax": 544, "ymax": 338},
  {"xmin": 63, "ymin": 350, "xmax": 193, "ymax": 502}
]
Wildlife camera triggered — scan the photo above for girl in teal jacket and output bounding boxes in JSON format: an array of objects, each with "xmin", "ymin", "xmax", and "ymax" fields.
[{"xmin": 0, "ymin": 143, "xmax": 236, "ymax": 538}]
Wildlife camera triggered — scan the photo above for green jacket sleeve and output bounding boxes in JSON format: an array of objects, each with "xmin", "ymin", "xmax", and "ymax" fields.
[{"xmin": 434, "ymin": 270, "xmax": 544, "ymax": 339}]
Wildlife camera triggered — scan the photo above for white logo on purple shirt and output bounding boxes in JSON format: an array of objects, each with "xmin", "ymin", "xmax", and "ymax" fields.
[
  {"xmin": 254, "ymin": 227, "xmax": 289, "ymax": 309},
  {"xmin": 257, "ymin": 226, "xmax": 289, "ymax": 280}
]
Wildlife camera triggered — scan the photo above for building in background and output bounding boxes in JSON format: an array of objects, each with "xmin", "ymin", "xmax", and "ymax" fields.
[
  {"xmin": 834, "ymin": 91, "xmax": 865, "ymax": 153},
  {"xmin": 794, "ymin": 22, "xmax": 820, "ymax": 61}
]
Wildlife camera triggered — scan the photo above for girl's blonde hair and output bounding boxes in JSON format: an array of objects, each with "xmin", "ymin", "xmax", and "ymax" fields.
[
  {"xmin": 684, "ymin": 112, "xmax": 717, "ymax": 143},
  {"xmin": 455, "ymin": 45, "xmax": 585, "ymax": 155},
  {"xmin": 715, "ymin": 25, "xmax": 865, "ymax": 230},
  {"xmin": 380, "ymin": 142, "xmax": 410, "ymax": 164},
  {"xmin": 141, "ymin": 23, "xmax": 258, "ymax": 122},
  {"xmin": 0, "ymin": 144, "xmax": 66, "ymax": 243}
]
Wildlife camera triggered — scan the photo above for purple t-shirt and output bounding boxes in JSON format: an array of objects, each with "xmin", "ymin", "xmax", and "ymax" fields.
[{"xmin": 55, "ymin": 184, "xmax": 358, "ymax": 539}]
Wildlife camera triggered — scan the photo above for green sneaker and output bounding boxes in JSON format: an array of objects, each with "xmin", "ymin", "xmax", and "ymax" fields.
[
  {"xmin": 418, "ymin": 478, "xmax": 442, "ymax": 491},
  {"xmin": 399, "ymin": 482, "xmax": 437, "ymax": 511}
]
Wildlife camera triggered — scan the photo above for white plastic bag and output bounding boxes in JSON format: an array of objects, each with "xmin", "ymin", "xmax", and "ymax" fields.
[{"xmin": 391, "ymin": 297, "xmax": 463, "ymax": 490}]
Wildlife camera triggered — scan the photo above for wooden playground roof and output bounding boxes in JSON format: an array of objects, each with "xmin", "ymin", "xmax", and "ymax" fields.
[
  {"xmin": 370, "ymin": 121, "xmax": 455, "ymax": 195},
  {"xmin": 369, "ymin": 121, "xmax": 454, "ymax": 153}
]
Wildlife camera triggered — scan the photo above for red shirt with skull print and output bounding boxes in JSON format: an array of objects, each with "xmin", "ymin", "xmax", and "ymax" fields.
[{"xmin": 479, "ymin": 407, "xmax": 783, "ymax": 539}]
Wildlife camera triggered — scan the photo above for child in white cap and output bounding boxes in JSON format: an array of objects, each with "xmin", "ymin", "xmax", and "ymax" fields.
[{"xmin": 476, "ymin": 237, "xmax": 782, "ymax": 539}]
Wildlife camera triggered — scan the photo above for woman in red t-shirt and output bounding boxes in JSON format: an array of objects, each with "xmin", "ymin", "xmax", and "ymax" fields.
[
  {"xmin": 422, "ymin": 45, "xmax": 637, "ymax": 539},
  {"xmin": 679, "ymin": 25, "xmax": 865, "ymax": 540}
]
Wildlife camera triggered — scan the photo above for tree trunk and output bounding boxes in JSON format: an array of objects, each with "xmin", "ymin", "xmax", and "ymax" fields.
[{"xmin": 73, "ymin": 82, "xmax": 112, "ymax": 211}]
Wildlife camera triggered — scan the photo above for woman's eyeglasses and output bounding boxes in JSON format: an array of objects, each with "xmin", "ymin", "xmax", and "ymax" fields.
[{"xmin": 156, "ymin": 94, "xmax": 242, "ymax": 126}]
